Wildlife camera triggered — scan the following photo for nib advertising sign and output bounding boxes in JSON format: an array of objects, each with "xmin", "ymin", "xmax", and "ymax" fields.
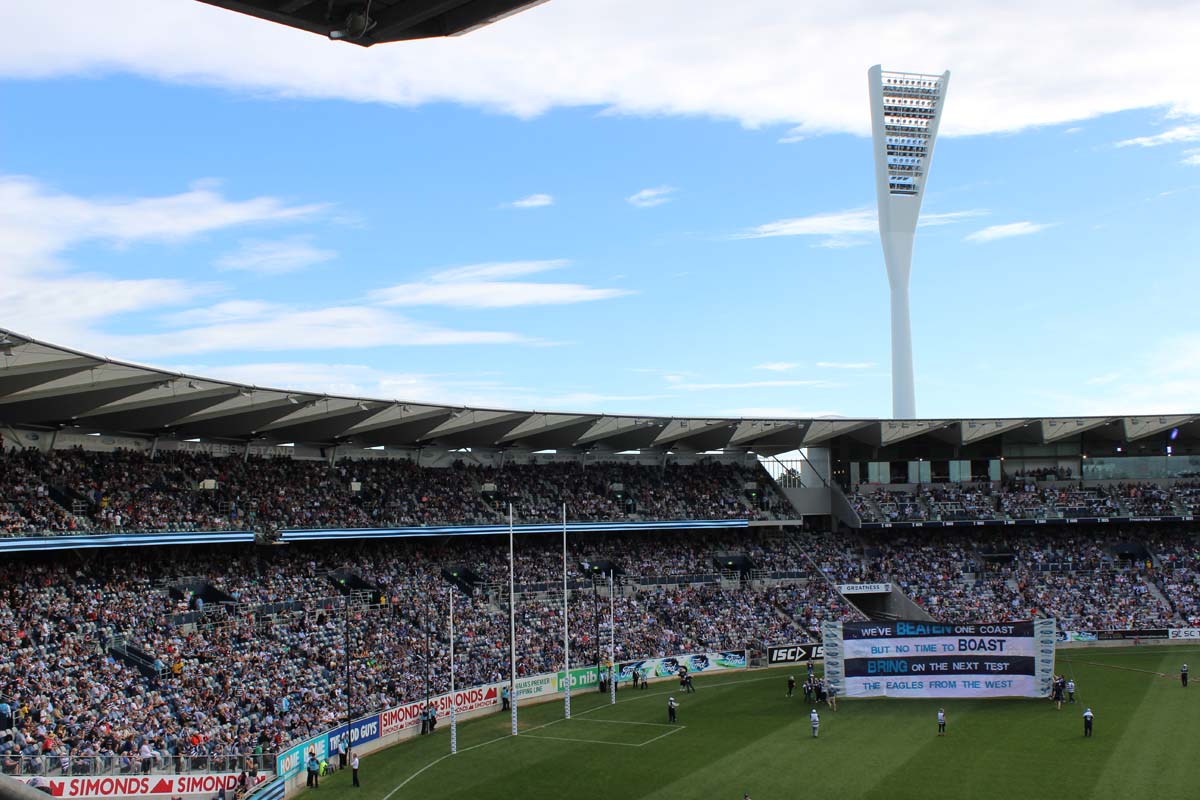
[{"xmin": 36, "ymin": 773, "xmax": 265, "ymax": 798}]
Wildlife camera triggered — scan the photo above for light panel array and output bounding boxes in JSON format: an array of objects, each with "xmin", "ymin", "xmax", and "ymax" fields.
[{"xmin": 880, "ymin": 71, "xmax": 945, "ymax": 196}]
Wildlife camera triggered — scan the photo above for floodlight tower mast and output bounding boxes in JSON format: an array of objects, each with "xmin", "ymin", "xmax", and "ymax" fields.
[{"xmin": 868, "ymin": 65, "xmax": 950, "ymax": 419}]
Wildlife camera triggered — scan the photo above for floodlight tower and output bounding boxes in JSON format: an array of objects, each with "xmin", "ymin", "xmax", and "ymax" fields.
[{"xmin": 868, "ymin": 65, "xmax": 950, "ymax": 419}]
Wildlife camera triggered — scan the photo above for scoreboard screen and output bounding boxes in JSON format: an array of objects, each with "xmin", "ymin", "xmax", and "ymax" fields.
[{"xmin": 822, "ymin": 619, "xmax": 1056, "ymax": 698}]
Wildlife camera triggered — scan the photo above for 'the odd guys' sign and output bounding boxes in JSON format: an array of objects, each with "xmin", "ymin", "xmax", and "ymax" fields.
[{"xmin": 821, "ymin": 619, "xmax": 1056, "ymax": 699}]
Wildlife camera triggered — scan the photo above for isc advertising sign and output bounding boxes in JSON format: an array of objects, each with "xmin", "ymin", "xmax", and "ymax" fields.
[
  {"xmin": 768, "ymin": 643, "xmax": 823, "ymax": 664},
  {"xmin": 822, "ymin": 619, "xmax": 1056, "ymax": 699},
  {"xmin": 35, "ymin": 773, "xmax": 266, "ymax": 798}
]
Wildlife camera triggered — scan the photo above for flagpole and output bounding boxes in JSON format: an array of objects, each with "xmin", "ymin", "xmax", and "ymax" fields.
[
  {"xmin": 509, "ymin": 502, "xmax": 518, "ymax": 735},
  {"xmin": 449, "ymin": 586, "xmax": 457, "ymax": 754},
  {"xmin": 608, "ymin": 569, "xmax": 616, "ymax": 705},
  {"xmin": 563, "ymin": 502, "xmax": 571, "ymax": 719}
]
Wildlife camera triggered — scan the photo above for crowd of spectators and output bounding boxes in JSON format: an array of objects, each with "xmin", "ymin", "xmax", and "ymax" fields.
[
  {"xmin": 0, "ymin": 530, "xmax": 855, "ymax": 779},
  {"xmin": 0, "ymin": 448, "xmax": 773, "ymax": 537},
  {"xmin": 3, "ymin": 496, "xmax": 1199, "ymax": 781},
  {"xmin": 848, "ymin": 480, "xmax": 1199, "ymax": 522}
]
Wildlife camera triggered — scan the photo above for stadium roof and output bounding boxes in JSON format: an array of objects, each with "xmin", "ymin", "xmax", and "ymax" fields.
[
  {"xmin": 1, "ymin": 328, "xmax": 1197, "ymax": 456},
  {"xmin": 196, "ymin": 0, "xmax": 547, "ymax": 46}
]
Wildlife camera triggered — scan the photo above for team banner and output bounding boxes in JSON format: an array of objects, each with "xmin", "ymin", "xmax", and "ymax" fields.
[
  {"xmin": 837, "ymin": 583, "xmax": 893, "ymax": 594},
  {"xmin": 767, "ymin": 643, "xmax": 824, "ymax": 664},
  {"xmin": 616, "ymin": 651, "xmax": 746, "ymax": 684},
  {"xmin": 822, "ymin": 619, "xmax": 1056, "ymax": 698},
  {"xmin": 1170, "ymin": 628, "xmax": 1200, "ymax": 640}
]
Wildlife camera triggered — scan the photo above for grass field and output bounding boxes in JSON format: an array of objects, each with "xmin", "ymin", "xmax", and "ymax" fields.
[{"xmin": 312, "ymin": 645, "xmax": 1197, "ymax": 800}]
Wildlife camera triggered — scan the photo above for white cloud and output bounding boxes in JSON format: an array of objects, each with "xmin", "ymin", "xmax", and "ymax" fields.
[
  {"xmin": 0, "ymin": 178, "xmax": 544, "ymax": 358},
  {"xmin": 668, "ymin": 379, "xmax": 838, "ymax": 392},
  {"xmin": 627, "ymin": 186, "xmax": 676, "ymax": 208},
  {"xmin": 1063, "ymin": 127, "xmax": 1084, "ymax": 135},
  {"xmin": 1085, "ymin": 372, "xmax": 1122, "ymax": 386},
  {"xmin": 4, "ymin": 2, "xmax": 1197, "ymax": 137},
  {"xmin": 1182, "ymin": 148, "xmax": 1200, "ymax": 166},
  {"xmin": 738, "ymin": 207, "xmax": 984, "ymax": 246},
  {"xmin": 170, "ymin": 361, "xmax": 669, "ymax": 410},
  {"xmin": 505, "ymin": 193, "xmax": 554, "ymax": 208},
  {"xmin": 168, "ymin": 300, "xmax": 282, "ymax": 326},
  {"xmin": 964, "ymin": 221, "xmax": 1055, "ymax": 243},
  {"xmin": 0, "ymin": 175, "xmax": 323, "ymax": 342},
  {"xmin": 428, "ymin": 260, "xmax": 568, "ymax": 282},
  {"xmin": 778, "ymin": 128, "xmax": 807, "ymax": 144},
  {"xmin": 371, "ymin": 259, "xmax": 632, "ymax": 309},
  {"xmin": 216, "ymin": 238, "xmax": 335, "ymax": 274},
  {"xmin": 754, "ymin": 362, "xmax": 799, "ymax": 372},
  {"xmin": 816, "ymin": 361, "xmax": 876, "ymax": 369},
  {"xmin": 0, "ymin": 175, "xmax": 323, "ymax": 272},
  {"xmin": 1034, "ymin": 333, "xmax": 1200, "ymax": 415},
  {"xmin": 96, "ymin": 305, "xmax": 525, "ymax": 359},
  {"xmin": 1115, "ymin": 123, "xmax": 1200, "ymax": 148}
]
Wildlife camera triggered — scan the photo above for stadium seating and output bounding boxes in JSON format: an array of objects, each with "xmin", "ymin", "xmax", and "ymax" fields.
[
  {"xmin": 0, "ymin": 448, "xmax": 776, "ymax": 536},
  {"xmin": 3, "ymin": 522, "xmax": 1199, "ymax": 779}
]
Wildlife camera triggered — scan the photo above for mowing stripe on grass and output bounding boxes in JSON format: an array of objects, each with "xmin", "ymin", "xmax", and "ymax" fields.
[
  {"xmin": 380, "ymin": 717, "xmax": 566, "ymax": 800},
  {"xmin": 383, "ymin": 671, "xmax": 780, "ymax": 798},
  {"xmin": 1061, "ymin": 658, "xmax": 1169, "ymax": 678},
  {"xmin": 520, "ymin": 733, "xmax": 645, "ymax": 747}
]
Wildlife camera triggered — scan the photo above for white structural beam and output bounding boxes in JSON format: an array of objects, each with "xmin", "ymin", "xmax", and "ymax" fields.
[
  {"xmin": 1123, "ymin": 415, "xmax": 1196, "ymax": 442},
  {"xmin": 880, "ymin": 419, "xmax": 953, "ymax": 446},
  {"xmin": 869, "ymin": 65, "xmax": 950, "ymax": 419},
  {"xmin": 1041, "ymin": 417, "xmax": 1117, "ymax": 443},
  {"xmin": 961, "ymin": 418, "xmax": 1035, "ymax": 444}
]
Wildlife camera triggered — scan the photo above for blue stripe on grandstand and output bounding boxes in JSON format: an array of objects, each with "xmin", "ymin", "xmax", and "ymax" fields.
[
  {"xmin": 858, "ymin": 514, "xmax": 1197, "ymax": 529},
  {"xmin": 0, "ymin": 530, "xmax": 255, "ymax": 553},
  {"xmin": 280, "ymin": 518, "xmax": 749, "ymax": 542},
  {"xmin": 245, "ymin": 777, "xmax": 285, "ymax": 800}
]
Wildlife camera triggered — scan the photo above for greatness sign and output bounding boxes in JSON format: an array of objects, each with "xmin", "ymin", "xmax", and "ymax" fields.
[{"xmin": 822, "ymin": 619, "xmax": 1056, "ymax": 698}]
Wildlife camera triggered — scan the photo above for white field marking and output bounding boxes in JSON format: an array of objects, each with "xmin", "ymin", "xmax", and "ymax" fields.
[
  {"xmin": 384, "ymin": 672, "xmax": 774, "ymax": 797},
  {"xmin": 572, "ymin": 673, "xmax": 778, "ymax": 719},
  {"xmin": 380, "ymin": 717, "xmax": 565, "ymax": 800},
  {"xmin": 569, "ymin": 717, "xmax": 675, "ymax": 727},
  {"xmin": 518, "ymin": 733, "xmax": 644, "ymax": 747},
  {"xmin": 522, "ymin": 725, "xmax": 687, "ymax": 748},
  {"xmin": 637, "ymin": 725, "xmax": 687, "ymax": 746}
]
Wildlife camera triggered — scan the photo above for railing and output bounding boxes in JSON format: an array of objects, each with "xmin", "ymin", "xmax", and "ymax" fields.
[{"xmin": 1, "ymin": 752, "xmax": 272, "ymax": 778}]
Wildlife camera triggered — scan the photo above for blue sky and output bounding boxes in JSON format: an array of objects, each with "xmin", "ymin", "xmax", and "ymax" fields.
[{"xmin": 1, "ymin": 1, "xmax": 1199, "ymax": 419}]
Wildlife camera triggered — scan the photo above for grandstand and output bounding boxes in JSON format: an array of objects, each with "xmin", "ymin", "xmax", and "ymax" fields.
[{"xmin": 2, "ymin": 330, "xmax": 1199, "ymax": 798}]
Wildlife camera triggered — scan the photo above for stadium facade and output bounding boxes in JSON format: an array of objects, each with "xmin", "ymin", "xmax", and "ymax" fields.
[{"xmin": 1, "ymin": 327, "xmax": 1197, "ymax": 538}]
